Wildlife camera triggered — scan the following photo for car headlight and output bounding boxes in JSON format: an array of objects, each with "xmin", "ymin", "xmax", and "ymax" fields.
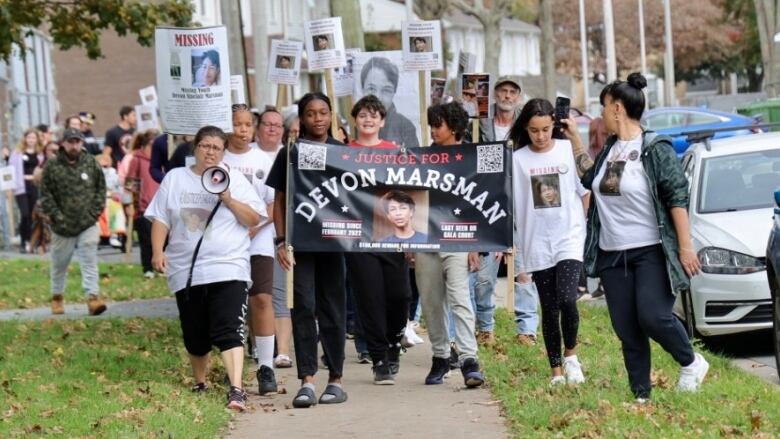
[{"xmin": 698, "ymin": 247, "xmax": 766, "ymax": 274}]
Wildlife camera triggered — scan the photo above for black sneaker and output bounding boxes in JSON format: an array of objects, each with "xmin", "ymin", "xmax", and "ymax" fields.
[
  {"xmin": 387, "ymin": 346, "xmax": 401, "ymax": 376},
  {"xmin": 461, "ymin": 358, "xmax": 485, "ymax": 388},
  {"xmin": 372, "ymin": 359, "xmax": 395, "ymax": 385},
  {"xmin": 448, "ymin": 343, "xmax": 460, "ymax": 370},
  {"xmin": 226, "ymin": 386, "xmax": 247, "ymax": 411},
  {"xmin": 425, "ymin": 357, "xmax": 449, "ymax": 385},
  {"xmin": 357, "ymin": 352, "xmax": 371, "ymax": 364},
  {"xmin": 191, "ymin": 382, "xmax": 208, "ymax": 393},
  {"xmin": 257, "ymin": 365, "xmax": 278, "ymax": 395}
]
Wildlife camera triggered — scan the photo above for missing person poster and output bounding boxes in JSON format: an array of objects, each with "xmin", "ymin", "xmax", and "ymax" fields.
[
  {"xmin": 138, "ymin": 85, "xmax": 159, "ymax": 109},
  {"xmin": 287, "ymin": 140, "xmax": 513, "ymax": 252},
  {"xmin": 135, "ymin": 104, "xmax": 160, "ymax": 132},
  {"xmin": 402, "ymin": 20, "xmax": 443, "ymax": 71},
  {"xmin": 461, "ymin": 73, "xmax": 492, "ymax": 119},
  {"xmin": 0, "ymin": 165, "xmax": 15, "ymax": 191},
  {"xmin": 230, "ymin": 75, "xmax": 246, "ymax": 105},
  {"xmin": 333, "ymin": 49, "xmax": 360, "ymax": 97},
  {"xmin": 155, "ymin": 26, "xmax": 232, "ymax": 134},
  {"xmin": 353, "ymin": 51, "xmax": 425, "ymax": 148},
  {"xmin": 268, "ymin": 39, "xmax": 303, "ymax": 85},
  {"xmin": 304, "ymin": 17, "xmax": 347, "ymax": 71},
  {"xmin": 430, "ymin": 77, "xmax": 447, "ymax": 105},
  {"xmin": 457, "ymin": 51, "xmax": 477, "ymax": 77}
]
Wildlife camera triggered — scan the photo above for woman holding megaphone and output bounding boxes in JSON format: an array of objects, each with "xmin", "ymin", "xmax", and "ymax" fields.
[{"xmin": 145, "ymin": 125, "xmax": 266, "ymax": 412}]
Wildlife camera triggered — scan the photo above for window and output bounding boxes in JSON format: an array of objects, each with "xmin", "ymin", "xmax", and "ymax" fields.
[
  {"xmin": 644, "ymin": 112, "xmax": 685, "ymax": 130},
  {"xmin": 698, "ymin": 149, "xmax": 780, "ymax": 213},
  {"xmin": 686, "ymin": 112, "xmax": 721, "ymax": 127}
]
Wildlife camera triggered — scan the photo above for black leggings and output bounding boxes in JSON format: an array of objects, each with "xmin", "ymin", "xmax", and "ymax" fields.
[
  {"xmin": 345, "ymin": 252, "xmax": 410, "ymax": 362},
  {"xmin": 15, "ymin": 185, "xmax": 37, "ymax": 246},
  {"xmin": 532, "ymin": 259, "xmax": 581, "ymax": 368}
]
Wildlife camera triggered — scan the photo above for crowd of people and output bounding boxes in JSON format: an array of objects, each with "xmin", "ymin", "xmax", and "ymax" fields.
[{"xmin": 0, "ymin": 70, "xmax": 710, "ymax": 413}]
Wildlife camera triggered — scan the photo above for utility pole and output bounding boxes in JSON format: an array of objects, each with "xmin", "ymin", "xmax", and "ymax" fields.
[
  {"xmin": 578, "ymin": 0, "xmax": 589, "ymax": 112},
  {"xmin": 252, "ymin": 0, "xmax": 271, "ymax": 108},
  {"xmin": 663, "ymin": 0, "xmax": 676, "ymax": 106},
  {"xmin": 220, "ymin": 1, "xmax": 249, "ymax": 104},
  {"xmin": 603, "ymin": 0, "xmax": 617, "ymax": 82},
  {"xmin": 638, "ymin": 0, "xmax": 647, "ymax": 76},
  {"xmin": 540, "ymin": 0, "xmax": 556, "ymax": 100}
]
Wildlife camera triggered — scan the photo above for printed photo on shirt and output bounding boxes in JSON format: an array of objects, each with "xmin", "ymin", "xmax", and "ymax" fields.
[
  {"xmin": 600, "ymin": 161, "xmax": 626, "ymax": 196},
  {"xmin": 373, "ymin": 189, "xmax": 429, "ymax": 243},
  {"xmin": 180, "ymin": 207, "xmax": 213, "ymax": 236},
  {"xmin": 531, "ymin": 174, "xmax": 561, "ymax": 209}
]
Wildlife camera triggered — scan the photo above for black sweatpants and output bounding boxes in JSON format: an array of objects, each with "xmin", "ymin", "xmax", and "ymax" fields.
[
  {"xmin": 135, "ymin": 215, "xmax": 153, "ymax": 273},
  {"xmin": 174, "ymin": 280, "xmax": 249, "ymax": 356},
  {"xmin": 598, "ymin": 244, "xmax": 694, "ymax": 399},
  {"xmin": 291, "ymin": 252, "xmax": 346, "ymax": 380},
  {"xmin": 345, "ymin": 252, "xmax": 411, "ymax": 362},
  {"xmin": 15, "ymin": 185, "xmax": 37, "ymax": 246},
  {"xmin": 532, "ymin": 259, "xmax": 581, "ymax": 368}
]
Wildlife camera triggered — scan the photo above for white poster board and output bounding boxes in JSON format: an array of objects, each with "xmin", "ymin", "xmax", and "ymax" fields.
[
  {"xmin": 268, "ymin": 40, "xmax": 304, "ymax": 85},
  {"xmin": 402, "ymin": 21, "xmax": 443, "ymax": 71},
  {"xmin": 333, "ymin": 49, "xmax": 360, "ymax": 97},
  {"xmin": 154, "ymin": 26, "xmax": 232, "ymax": 134},
  {"xmin": 304, "ymin": 17, "xmax": 347, "ymax": 71},
  {"xmin": 230, "ymin": 75, "xmax": 246, "ymax": 105},
  {"xmin": 135, "ymin": 104, "xmax": 160, "ymax": 132},
  {"xmin": 0, "ymin": 166, "xmax": 15, "ymax": 191},
  {"xmin": 353, "ymin": 51, "xmax": 425, "ymax": 147},
  {"xmin": 138, "ymin": 86, "xmax": 158, "ymax": 109}
]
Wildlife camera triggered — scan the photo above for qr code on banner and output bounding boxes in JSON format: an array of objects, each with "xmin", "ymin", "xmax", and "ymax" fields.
[
  {"xmin": 299, "ymin": 143, "xmax": 327, "ymax": 171},
  {"xmin": 477, "ymin": 144, "xmax": 504, "ymax": 173}
]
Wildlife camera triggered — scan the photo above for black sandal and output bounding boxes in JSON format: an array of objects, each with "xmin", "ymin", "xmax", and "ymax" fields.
[
  {"xmin": 292, "ymin": 386, "xmax": 317, "ymax": 408},
  {"xmin": 319, "ymin": 384, "xmax": 348, "ymax": 404}
]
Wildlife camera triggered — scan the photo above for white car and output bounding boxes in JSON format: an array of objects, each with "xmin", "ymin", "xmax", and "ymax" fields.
[{"xmin": 675, "ymin": 132, "xmax": 780, "ymax": 337}]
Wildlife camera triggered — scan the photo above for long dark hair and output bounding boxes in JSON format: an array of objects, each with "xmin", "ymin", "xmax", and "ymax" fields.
[
  {"xmin": 298, "ymin": 92, "xmax": 333, "ymax": 139},
  {"xmin": 508, "ymin": 98, "xmax": 554, "ymax": 149}
]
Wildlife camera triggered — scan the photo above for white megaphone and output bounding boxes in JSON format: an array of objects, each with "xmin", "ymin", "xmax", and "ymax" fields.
[{"xmin": 202, "ymin": 164, "xmax": 230, "ymax": 194}]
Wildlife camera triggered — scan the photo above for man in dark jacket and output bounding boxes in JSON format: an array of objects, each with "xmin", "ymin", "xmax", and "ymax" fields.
[{"xmin": 41, "ymin": 128, "xmax": 107, "ymax": 316}]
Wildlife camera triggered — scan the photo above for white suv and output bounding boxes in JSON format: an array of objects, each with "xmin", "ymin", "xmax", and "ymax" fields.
[{"xmin": 675, "ymin": 132, "xmax": 780, "ymax": 337}]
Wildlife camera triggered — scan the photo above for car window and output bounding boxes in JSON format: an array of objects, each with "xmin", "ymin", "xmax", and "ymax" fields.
[
  {"xmin": 644, "ymin": 112, "xmax": 685, "ymax": 130},
  {"xmin": 681, "ymin": 152, "xmax": 695, "ymax": 191},
  {"xmin": 686, "ymin": 112, "xmax": 721, "ymax": 126},
  {"xmin": 698, "ymin": 149, "xmax": 780, "ymax": 213}
]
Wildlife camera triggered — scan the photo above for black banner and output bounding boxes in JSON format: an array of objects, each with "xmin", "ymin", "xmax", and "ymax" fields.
[{"xmin": 288, "ymin": 140, "xmax": 513, "ymax": 252}]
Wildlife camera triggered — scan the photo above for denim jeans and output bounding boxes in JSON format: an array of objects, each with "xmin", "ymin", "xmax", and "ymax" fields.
[
  {"xmin": 0, "ymin": 191, "xmax": 10, "ymax": 248},
  {"xmin": 50, "ymin": 225, "xmax": 100, "ymax": 296},
  {"xmin": 514, "ymin": 280, "xmax": 539, "ymax": 336},
  {"xmin": 468, "ymin": 253, "xmax": 500, "ymax": 332},
  {"xmin": 415, "ymin": 252, "xmax": 478, "ymax": 362}
]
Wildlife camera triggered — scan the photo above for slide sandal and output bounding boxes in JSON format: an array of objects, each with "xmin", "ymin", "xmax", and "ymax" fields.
[
  {"xmin": 319, "ymin": 384, "xmax": 348, "ymax": 404},
  {"xmin": 292, "ymin": 386, "xmax": 317, "ymax": 408}
]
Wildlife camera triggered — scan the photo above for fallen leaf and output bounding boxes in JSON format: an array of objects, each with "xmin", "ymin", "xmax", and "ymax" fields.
[{"xmin": 751, "ymin": 410, "xmax": 762, "ymax": 431}]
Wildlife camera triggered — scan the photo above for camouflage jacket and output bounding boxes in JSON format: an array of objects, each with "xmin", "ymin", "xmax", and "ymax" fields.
[
  {"xmin": 581, "ymin": 130, "xmax": 690, "ymax": 293},
  {"xmin": 40, "ymin": 149, "xmax": 106, "ymax": 237}
]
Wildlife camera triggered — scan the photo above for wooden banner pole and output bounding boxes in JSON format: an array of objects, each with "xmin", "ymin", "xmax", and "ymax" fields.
[
  {"xmin": 505, "ymin": 140, "xmax": 515, "ymax": 309},
  {"xmin": 324, "ymin": 69, "xmax": 339, "ymax": 136},
  {"xmin": 276, "ymin": 84, "xmax": 287, "ymax": 110},
  {"xmin": 471, "ymin": 118, "xmax": 479, "ymax": 143},
  {"xmin": 419, "ymin": 71, "xmax": 429, "ymax": 146}
]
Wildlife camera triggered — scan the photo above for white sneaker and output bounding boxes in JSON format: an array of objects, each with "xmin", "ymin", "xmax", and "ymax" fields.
[
  {"xmin": 549, "ymin": 375, "xmax": 566, "ymax": 386},
  {"xmin": 677, "ymin": 352, "xmax": 709, "ymax": 392},
  {"xmin": 563, "ymin": 355, "xmax": 585, "ymax": 385},
  {"xmin": 143, "ymin": 271, "xmax": 156, "ymax": 279}
]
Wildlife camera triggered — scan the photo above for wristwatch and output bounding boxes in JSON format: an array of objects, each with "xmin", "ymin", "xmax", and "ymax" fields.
[{"xmin": 273, "ymin": 236, "xmax": 286, "ymax": 246}]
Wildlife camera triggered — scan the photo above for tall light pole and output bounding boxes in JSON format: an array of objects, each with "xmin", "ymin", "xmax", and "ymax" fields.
[
  {"xmin": 663, "ymin": 0, "xmax": 676, "ymax": 106},
  {"xmin": 638, "ymin": 0, "xmax": 647, "ymax": 76},
  {"xmin": 603, "ymin": 0, "xmax": 617, "ymax": 82},
  {"xmin": 579, "ymin": 0, "xmax": 589, "ymax": 111}
]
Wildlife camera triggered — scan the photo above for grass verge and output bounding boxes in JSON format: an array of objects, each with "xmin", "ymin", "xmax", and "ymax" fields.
[
  {"xmin": 0, "ymin": 259, "xmax": 169, "ymax": 309},
  {"xmin": 480, "ymin": 306, "xmax": 780, "ymax": 437},
  {"xmin": 0, "ymin": 318, "xmax": 234, "ymax": 437}
]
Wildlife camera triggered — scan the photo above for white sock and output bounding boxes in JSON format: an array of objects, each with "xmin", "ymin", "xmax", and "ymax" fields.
[
  {"xmin": 564, "ymin": 354, "xmax": 578, "ymax": 363},
  {"xmin": 255, "ymin": 335, "xmax": 275, "ymax": 370}
]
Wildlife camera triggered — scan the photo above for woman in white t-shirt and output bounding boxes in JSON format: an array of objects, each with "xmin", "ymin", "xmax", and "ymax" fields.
[
  {"xmin": 145, "ymin": 125, "xmax": 265, "ymax": 412},
  {"xmin": 508, "ymin": 98, "xmax": 589, "ymax": 386}
]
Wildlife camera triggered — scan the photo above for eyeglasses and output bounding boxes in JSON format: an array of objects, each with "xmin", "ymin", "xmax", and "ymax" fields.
[
  {"xmin": 197, "ymin": 143, "xmax": 224, "ymax": 153},
  {"xmin": 260, "ymin": 122, "xmax": 283, "ymax": 130}
]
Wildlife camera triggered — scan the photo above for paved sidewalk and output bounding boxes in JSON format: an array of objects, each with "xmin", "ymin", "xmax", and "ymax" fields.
[{"xmin": 232, "ymin": 340, "xmax": 507, "ymax": 439}]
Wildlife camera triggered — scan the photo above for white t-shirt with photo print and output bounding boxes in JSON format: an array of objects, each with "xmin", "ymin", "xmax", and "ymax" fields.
[
  {"xmin": 224, "ymin": 145, "xmax": 276, "ymax": 257},
  {"xmin": 145, "ymin": 166, "xmax": 266, "ymax": 294},
  {"xmin": 592, "ymin": 135, "xmax": 660, "ymax": 251},
  {"xmin": 513, "ymin": 139, "xmax": 588, "ymax": 273}
]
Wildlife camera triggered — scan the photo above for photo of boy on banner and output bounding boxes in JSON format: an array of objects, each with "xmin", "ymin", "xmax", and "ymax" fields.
[{"xmin": 374, "ymin": 189, "xmax": 429, "ymax": 243}]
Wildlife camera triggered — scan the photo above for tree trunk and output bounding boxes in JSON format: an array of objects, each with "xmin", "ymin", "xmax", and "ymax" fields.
[
  {"xmin": 482, "ymin": 18, "xmax": 501, "ymax": 79},
  {"xmin": 220, "ymin": 1, "xmax": 249, "ymax": 103},
  {"xmin": 330, "ymin": 0, "xmax": 365, "ymax": 50},
  {"xmin": 754, "ymin": 0, "xmax": 779, "ymax": 97},
  {"xmin": 540, "ymin": 0, "xmax": 556, "ymax": 100}
]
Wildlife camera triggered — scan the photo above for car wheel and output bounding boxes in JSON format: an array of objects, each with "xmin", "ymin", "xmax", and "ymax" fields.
[
  {"xmin": 680, "ymin": 288, "xmax": 697, "ymax": 340},
  {"xmin": 771, "ymin": 267, "xmax": 780, "ymax": 380}
]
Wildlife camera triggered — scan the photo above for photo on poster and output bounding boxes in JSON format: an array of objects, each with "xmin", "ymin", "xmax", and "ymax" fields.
[
  {"xmin": 134, "ymin": 104, "xmax": 159, "ymax": 132},
  {"xmin": 402, "ymin": 20, "xmax": 443, "ymax": 71},
  {"xmin": 268, "ymin": 40, "xmax": 304, "ymax": 85},
  {"xmin": 531, "ymin": 174, "xmax": 562, "ymax": 209},
  {"xmin": 373, "ymin": 189, "xmax": 430, "ymax": 243},
  {"xmin": 461, "ymin": 73, "xmax": 491, "ymax": 119},
  {"xmin": 430, "ymin": 77, "xmax": 446, "ymax": 105},
  {"xmin": 353, "ymin": 51, "xmax": 422, "ymax": 147},
  {"xmin": 139, "ymin": 85, "xmax": 158, "ymax": 109},
  {"xmin": 599, "ymin": 161, "xmax": 626, "ymax": 196},
  {"xmin": 191, "ymin": 49, "xmax": 221, "ymax": 87},
  {"xmin": 304, "ymin": 18, "xmax": 347, "ymax": 71}
]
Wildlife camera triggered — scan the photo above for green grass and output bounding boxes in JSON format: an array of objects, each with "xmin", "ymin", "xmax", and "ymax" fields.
[
  {"xmin": 0, "ymin": 259, "xmax": 170, "ymax": 309},
  {"xmin": 480, "ymin": 306, "xmax": 780, "ymax": 438},
  {"xmin": 0, "ymin": 318, "xmax": 234, "ymax": 438}
]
